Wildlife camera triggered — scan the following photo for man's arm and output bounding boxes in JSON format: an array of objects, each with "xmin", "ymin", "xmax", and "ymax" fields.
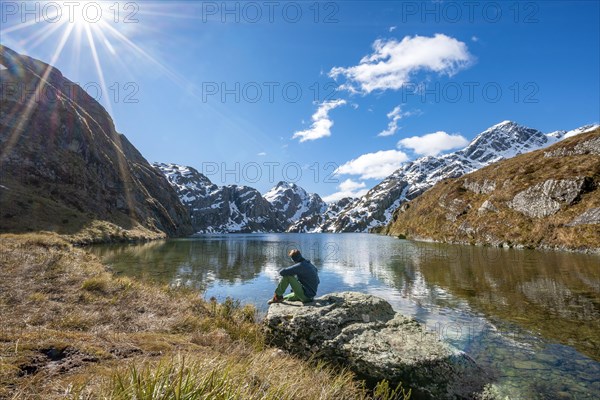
[{"xmin": 279, "ymin": 262, "xmax": 302, "ymax": 276}]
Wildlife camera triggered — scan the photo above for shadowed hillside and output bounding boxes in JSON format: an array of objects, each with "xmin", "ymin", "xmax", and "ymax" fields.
[{"xmin": 0, "ymin": 45, "xmax": 192, "ymax": 241}]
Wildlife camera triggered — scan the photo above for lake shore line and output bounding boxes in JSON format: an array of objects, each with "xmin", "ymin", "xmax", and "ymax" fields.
[{"xmin": 0, "ymin": 232, "xmax": 403, "ymax": 399}]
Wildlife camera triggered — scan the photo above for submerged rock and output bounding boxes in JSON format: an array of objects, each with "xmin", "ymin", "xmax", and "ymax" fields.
[{"xmin": 264, "ymin": 292, "xmax": 492, "ymax": 399}]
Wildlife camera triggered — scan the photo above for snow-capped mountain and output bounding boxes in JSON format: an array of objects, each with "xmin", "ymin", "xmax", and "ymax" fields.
[
  {"xmin": 155, "ymin": 121, "xmax": 597, "ymax": 234},
  {"xmin": 547, "ymin": 124, "xmax": 600, "ymax": 140},
  {"xmin": 264, "ymin": 181, "xmax": 327, "ymax": 226},
  {"xmin": 154, "ymin": 163, "xmax": 286, "ymax": 233},
  {"xmin": 287, "ymin": 197, "xmax": 357, "ymax": 232},
  {"xmin": 296, "ymin": 121, "xmax": 598, "ymax": 232},
  {"xmin": 154, "ymin": 164, "xmax": 327, "ymax": 233}
]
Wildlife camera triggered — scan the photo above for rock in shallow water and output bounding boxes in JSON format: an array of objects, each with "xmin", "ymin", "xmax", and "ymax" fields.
[{"xmin": 263, "ymin": 292, "xmax": 493, "ymax": 399}]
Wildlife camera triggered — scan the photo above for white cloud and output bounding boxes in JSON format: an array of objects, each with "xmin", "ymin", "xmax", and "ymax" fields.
[
  {"xmin": 257, "ymin": 152, "xmax": 267, "ymax": 156},
  {"xmin": 389, "ymin": 26, "xmax": 397, "ymax": 32},
  {"xmin": 323, "ymin": 179, "xmax": 368, "ymax": 203},
  {"xmin": 471, "ymin": 36, "xmax": 479, "ymax": 42},
  {"xmin": 292, "ymin": 99, "xmax": 347, "ymax": 142},
  {"xmin": 397, "ymin": 131, "xmax": 469, "ymax": 156},
  {"xmin": 335, "ymin": 150, "xmax": 409, "ymax": 180},
  {"xmin": 378, "ymin": 105, "xmax": 406, "ymax": 137},
  {"xmin": 339, "ymin": 178, "xmax": 366, "ymax": 192},
  {"xmin": 329, "ymin": 34, "xmax": 474, "ymax": 94}
]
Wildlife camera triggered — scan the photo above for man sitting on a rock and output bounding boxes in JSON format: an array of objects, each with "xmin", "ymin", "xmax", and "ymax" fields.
[{"xmin": 268, "ymin": 249, "xmax": 320, "ymax": 305}]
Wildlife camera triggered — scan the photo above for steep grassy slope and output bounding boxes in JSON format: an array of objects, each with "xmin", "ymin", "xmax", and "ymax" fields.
[
  {"xmin": 0, "ymin": 45, "xmax": 192, "ymax": 240},
  {"xmin": 385, "ymin": 129, "xmax": 600, "ymax": 252}
]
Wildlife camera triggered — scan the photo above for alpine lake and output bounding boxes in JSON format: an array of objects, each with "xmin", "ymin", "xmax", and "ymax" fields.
[{"xmin": 89, "ymin": 233, "xmax": 600, "ymax": 400}]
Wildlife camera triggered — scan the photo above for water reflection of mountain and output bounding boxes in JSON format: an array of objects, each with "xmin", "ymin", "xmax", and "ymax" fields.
[
  {"xmin": 91, "ymin": 238, "xmax": 271, "ymax": 290},
  {"xmin": 90, "ymin": 235, "xmax": 600, "ymax": 362},
  {"xmin": 382, "ymin": 242, "xmax": 600, "ymax": 361}
]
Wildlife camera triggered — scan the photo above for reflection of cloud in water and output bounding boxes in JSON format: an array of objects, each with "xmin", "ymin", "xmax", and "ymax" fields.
[
  {"xmin": 323, "ymin": 262, "xmax": 373, "ymax": 287},
  {"xmin": 263, "ymin": 260, "xmax": 283, "ymax": 282}
]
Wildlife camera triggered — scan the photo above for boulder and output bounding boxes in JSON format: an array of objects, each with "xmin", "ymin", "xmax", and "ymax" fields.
[
  {"xmin": 463, "ymin": 179, "xmax": 497, "ymax": 195},
  {"xmin": 264, "ymin": 292, "xmax": 491, "ymax": 399},
  {"xmin": 508, "ymin": 178, "xmax": 592, "ymax": 218},
  {"xmin": 478, "ymin": 200, "xmax": 498, "ymax": 214},
  {"xmin": 567, "ymin": 207, "xmax": 600, "ymax": 226}
]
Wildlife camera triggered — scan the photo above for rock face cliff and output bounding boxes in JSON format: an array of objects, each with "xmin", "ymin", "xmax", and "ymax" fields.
[
  {"xmin": 287, "ymin": 197, "xmax": 356, "ymax": 232},
  {"xmin": 0, "ymin": 45, "xmax": 192, "ymax": 239},
  {"xmin": 264, "ymin": 292, "xmax": 493, "ymax": 399},
  {"xmin": 384, "ymin": 129, "xmax": 600, "ymax": 252}
]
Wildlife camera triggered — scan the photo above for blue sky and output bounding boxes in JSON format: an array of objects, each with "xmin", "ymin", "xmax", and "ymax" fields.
[{"xmin": 1, "ymin": 1, "xmax": 599, "ymax": 200}]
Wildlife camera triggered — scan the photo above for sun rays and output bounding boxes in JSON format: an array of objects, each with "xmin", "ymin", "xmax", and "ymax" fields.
[
  {"xmin": 0, "ymin": 1, "xmax": 182, "ymax": 226},
  {"xmin": 0, "ymin": 1, "xmax": 249, "ymax": 223},
  {"xmin": 0, "ymin": 2, "xmax": 190, "ymax": 107}
]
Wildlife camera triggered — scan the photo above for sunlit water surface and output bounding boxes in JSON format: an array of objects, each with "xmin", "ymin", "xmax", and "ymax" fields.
[{"xmin": 89, "ymin": 233, "xmax": 600, "ymax": 399}]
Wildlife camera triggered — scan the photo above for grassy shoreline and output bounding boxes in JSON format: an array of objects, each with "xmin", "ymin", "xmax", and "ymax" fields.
[{"xmin": 0, "ymin": 233, "xmax": 403, "ymax": 399}]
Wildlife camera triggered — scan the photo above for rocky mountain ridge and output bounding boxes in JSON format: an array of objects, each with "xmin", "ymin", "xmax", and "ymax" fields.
[
  {"xmin": 155, "ymin": 122, "xmax": 598, "ymax": 235},
  {"xmin": 154, "ymin": 163, "xmax": 331, "ymax": 233}
]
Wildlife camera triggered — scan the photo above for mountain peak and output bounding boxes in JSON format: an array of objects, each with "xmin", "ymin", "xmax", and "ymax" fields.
[
  {"xmin": 275, "ymin": 181, "xmax": 295, "ymax": 189},
  {"xmin": 264, "ymin": 181, "xmax": 326, "ymax": 224},
  {"xmin": 460, "ymin": 121, "xmax": 547, "ymax": 165},
  {"xmin": 492, "ymin": 120, "xmax": 517, "ymax": 128}
]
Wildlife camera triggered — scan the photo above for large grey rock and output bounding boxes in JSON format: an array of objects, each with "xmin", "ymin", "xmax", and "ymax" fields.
[
  {"xmin": 544, "ymin": 134, "xmax": 600, "ymax": 157},
  {"xmin": 567, "ymin": 207, "xmax": 600, "ymax": 226},
  {"xmin": 463, "ymin": 179, "xmax": 497, "ymax": 195},
  {"xmin": 508, "ymin": 178, "xmax": 592, "ymax": 218},
  {"xmin": 264, "ymin": 292, "xmax": 491, "ymax": 399}
]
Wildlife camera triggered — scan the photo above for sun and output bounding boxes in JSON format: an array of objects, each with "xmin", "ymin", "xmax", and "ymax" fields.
[{"xmin": 70, "ymin": 1, "xmax": 108, "ymax": 30}]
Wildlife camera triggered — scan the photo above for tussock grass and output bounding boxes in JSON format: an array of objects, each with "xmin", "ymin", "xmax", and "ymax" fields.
[{"xmin": 0, "ymin": 233, "xmax": 409, "ymax": 399}]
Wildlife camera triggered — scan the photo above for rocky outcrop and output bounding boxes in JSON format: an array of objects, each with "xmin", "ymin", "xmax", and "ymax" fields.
[
  {"xmin": 385, "ymin": 130, "xmax": 600, "ymax": 252},
  {"xmin": 0, "ymin": 45, "xmax": 192, "ymax": 238},
  {"xmin": 568, "ymin": 207, "xmax": 600, "ymax": 226},
  {"xmin": 463, "ymin": 179, "xmax": 497, "ymax": 195},
  {"xmin": 508, "ymin": 178, "xmax": 593, "ymax": 218},
  {"xmin": 478, "ymin": 200, "xmax": 498, "ymax": 214},
  {"xmin": 544, "ymin": 134, "xmax": 600, "ymax": 157},
  {"xmin": 264, "ymin": 292, "xmax": 491, "ymax": 399}
]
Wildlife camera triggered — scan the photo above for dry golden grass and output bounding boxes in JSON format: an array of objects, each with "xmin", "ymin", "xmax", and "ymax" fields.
[
  {"xmin": 0, "ymin": 233, "xmax": 404, "ymax": 399},
  {"xmin": 0, "ymin": 174, "xmax": 167, "ymax": 244},
  {"xmin": 386, "ymin": 130, "xmax": 600, "ymax": 252}
]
